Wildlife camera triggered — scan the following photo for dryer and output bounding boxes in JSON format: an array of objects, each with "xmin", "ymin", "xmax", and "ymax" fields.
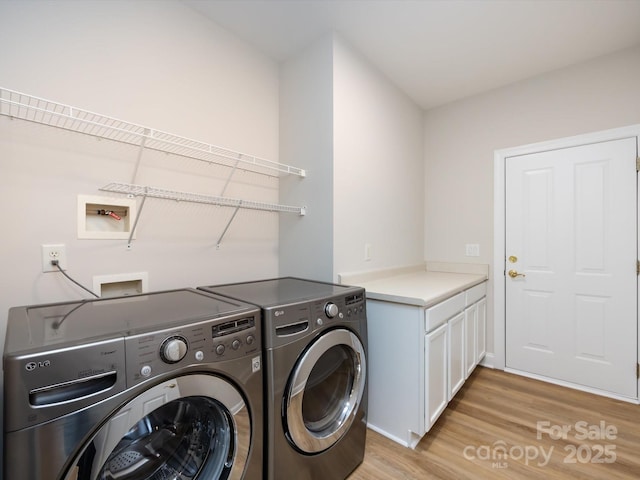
[
  {"xmin": 199, "ymin": 277, "xmax": 368, "ymax": 480},
  {"xmin": 3, "ymin": 288, "xmax": 263, "ymax": 480}
]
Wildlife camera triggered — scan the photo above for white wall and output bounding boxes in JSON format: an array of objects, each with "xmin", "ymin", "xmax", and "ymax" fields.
[
  {"xmin": 0, "ymin": 0, "xmax": 280, "ymax": 153},
  {"xmin": 333, "ymin": 37, "xmax": 424, "ymax": 277},
  {"xmin": 279, "ymin": 35, "xmax": 334, "ymax": 280},
  {"xmin": 423, "ymin": 45, "xmax": 640, "ymax": 358},
  {"xmin": 0, "ymin": 1, "xmax": 281, "ymax": 456},
  {"xmin": 279, "ymin": 34, "xmax": 424, "ymax": 281},
  {"xmin": 0, "ymin": 0, "xmax": 281, "ymax": 309}
]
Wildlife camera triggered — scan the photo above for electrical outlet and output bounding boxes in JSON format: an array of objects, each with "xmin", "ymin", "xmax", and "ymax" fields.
[
  {"xmin": 465, "ymin": 243, "xmax": 480, "ymax": 257},
  {"xmin": 364, "ymin": 243, "xmax": 372, "ymax": 262},
  {"xmin": 42, "ymin": 244, "xmax": 67, "ymax": 272}
]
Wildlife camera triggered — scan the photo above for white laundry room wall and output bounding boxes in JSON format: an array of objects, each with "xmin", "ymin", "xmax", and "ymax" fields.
[
  {"xmin": 0, "ymin": 0, "xmax": 283, "ymax": 457},
  {"xmin": 423, "ymin": 45, "xmax": 640, "ymax": 363},
  {"xmin": 332, "ymin": 36, "xmax": 424, "ymax": 277},
  {"xmin": 278, "ymin": 34, "xmax": 335, "ymax": 280},
  {"xmin": 0, "ymin": 0, "xmax": 282, "ymax": 308},
  {"xmin": 279, "ymin": 34, "xmax": 424, "ymax": 281}
]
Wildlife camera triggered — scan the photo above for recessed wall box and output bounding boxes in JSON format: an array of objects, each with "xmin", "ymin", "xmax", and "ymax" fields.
[
  {"xmin": 93, "ymin": 272, "xmax": 148, "ymax": 298},
  {"xmin": 78, "ymin": 194, "xmax": 137, "ymax": 239}
]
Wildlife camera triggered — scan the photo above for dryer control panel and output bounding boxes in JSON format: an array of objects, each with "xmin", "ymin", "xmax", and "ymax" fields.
[
  {"xmin": 263, "ymin": 288, "xmax": 367, "ymax": 349},
  {"xmin": 310, "ymin": 292, "xmax": 366, "ymax": 328},
  {"xmin": 125, "ymin": 310, "xmax": 261, "ymax": 387}
]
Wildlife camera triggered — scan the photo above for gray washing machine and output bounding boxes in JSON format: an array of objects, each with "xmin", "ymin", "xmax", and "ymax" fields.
[
  {"xmin": 199, "ymin": 277, "xmax": 368, "ymax": 480},
  {"xmin": 3, "ymin": 288, "xmax": 263, "ymax": 480}
]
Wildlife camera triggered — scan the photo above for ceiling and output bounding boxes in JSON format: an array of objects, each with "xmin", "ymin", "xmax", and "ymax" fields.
[{"xmin": 185, "ymin": 0, "xmax": 640, "ymax": 110}]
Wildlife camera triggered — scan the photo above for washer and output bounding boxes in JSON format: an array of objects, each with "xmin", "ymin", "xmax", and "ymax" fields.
[
  {"xmin": 3, "ymin": 288, "xmax": 263, "ymax": 480},
  {"xmin": 199, "ymin": 277, "xmax": 368, "ymax": 480}
]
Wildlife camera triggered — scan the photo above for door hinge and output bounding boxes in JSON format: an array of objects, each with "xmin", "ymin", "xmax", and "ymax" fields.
[
  {"xmin": 637, "ymin": 157, "xmax": 640, "ymax": 172},
  {"xmin": 636, "ymin": 363, "xmax": 639, "ymax": 379},
  {"xmin": 637, "ymin": 260, "xmax": 640, "ymax": 275}
]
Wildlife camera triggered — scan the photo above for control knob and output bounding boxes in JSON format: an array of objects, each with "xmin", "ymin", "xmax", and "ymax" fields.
[
  {"xmin": 324, "ymin": 302, "xmax": 339, "ymax": 318},
  {"xmin": 160, "ymin": 336, "xmax": 188, "ymax": 363}
]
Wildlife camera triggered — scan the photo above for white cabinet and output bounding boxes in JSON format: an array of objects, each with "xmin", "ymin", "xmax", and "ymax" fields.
[
  {"xmin": 464, "ymin": 283, "xmax": 487, "ymax": 378},
  {"xmin": 365, "ymin": 300, "xmax": 426, "ymax": 448},
  {"xmin": 464, "ymin": 302, "xmax": 477, "ymax": 378},
  {"xmin": 425, "ymin": 322, "xmax": 448, "ymax": 430},
  {"xmin": 447, "ymin": 311, "xmax": 465, "ymax": 401},
  {"xmin": 366, "ymin": 280, "xmax": 487, "ymax": 448},
  {"xmin": 476, "ymin": 297, "xmax": 487, "ymax": 363}
]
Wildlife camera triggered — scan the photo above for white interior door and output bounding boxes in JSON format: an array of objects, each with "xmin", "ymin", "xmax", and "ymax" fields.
[{"xmin": 505, "ymin": 137, "xmax": 637, "ymax": 398}]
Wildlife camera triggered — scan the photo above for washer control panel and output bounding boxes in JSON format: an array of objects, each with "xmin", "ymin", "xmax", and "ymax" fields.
[
  {"xmin": 211, "ymin": 316, "xmax": 257, "ymax": 358},
  {"xmin": 125, "ymin": 309, "xmax": 261, "ymax": 386},
  {"xmin": 160, "ymin": 336, "xmax": 189, "ymax": 363},
  {"xmin": 324, "ymin": 302, "xmax": 339, "ymax": 318}
]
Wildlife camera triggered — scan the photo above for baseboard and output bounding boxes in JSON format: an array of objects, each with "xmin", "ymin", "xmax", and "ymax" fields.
[
  {"xmin": 504, "ymin": 368, "xmax": 640, "ymax": 405},
  {"xmin": 365, "ymin": 423, "xmax": 420, "ymax": 449},
  {"xmin": 479, "ymin": 352, "xmax": 495, "ymax": 369}
]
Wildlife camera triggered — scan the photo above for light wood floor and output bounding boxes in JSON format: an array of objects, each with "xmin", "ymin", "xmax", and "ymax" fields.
[{"xmin": 350, "ymin": 367, "xmax": 640, "ymax": 479}]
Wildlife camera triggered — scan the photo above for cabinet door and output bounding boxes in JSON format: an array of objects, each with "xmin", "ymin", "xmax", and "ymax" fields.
[
  {"xmin": 447, "ymin": 312, "xmax": 465, "ymax": 400},
  {"xmin": 464, "ymin": 303, "xmax": 477, "ymax": 378},
  {"xmin": 425, "ymin": 323, "xmax": 448, "ymax": 430},
  {"xmin": 476, "ymin": 297, "xmax": 487, "ymax": 364}
]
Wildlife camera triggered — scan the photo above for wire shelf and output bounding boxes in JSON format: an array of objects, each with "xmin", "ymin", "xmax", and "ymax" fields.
[
  {"xmin": 100, "ymin": 182, "xmax": 306, "ymax": 215},
  {"xmin": 0, "ymin": 87, "xmax": 306, "ymax": 178}
]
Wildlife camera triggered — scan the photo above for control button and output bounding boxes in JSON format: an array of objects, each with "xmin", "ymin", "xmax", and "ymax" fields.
[
  {"xmin": 160, "ymin": 336, "xmax": 188, "ymax": 364},
  {"xmin": 195, "ymin": 350, "xmax": 204, "ymax": 361},
  {"xmin": 215, "ymin": 344, "xmax": 225, "ymax": 355},
  {"xmin": 339, "ymin": 312, "xmax": 344, "ymax": 319},
  {"xmin": 140, "ymin": 365, "xmax": 152, "ymax": 377},
  {"xmin": 232, "ymin": 339, "xmax": 241, "ymax": 350},
  {"xmin": 324, "ymin": 302, "xmax": 339, "ymax": 318},
  {"xmin": 347, "ymin": 309, "xmax": 352, "ymax": 316},
  {"xmin": 246, "ymin": 335, "xmax": 255, "ymax": 345},
  {"xmin": 317, "ymin": 318, "xmax": 324, "ymax": 326}
]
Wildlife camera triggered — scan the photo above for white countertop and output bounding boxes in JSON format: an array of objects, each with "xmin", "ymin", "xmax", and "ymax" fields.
[{"xmin": 340, "ymin": 264, "xmax": 488, "ymax": 308}]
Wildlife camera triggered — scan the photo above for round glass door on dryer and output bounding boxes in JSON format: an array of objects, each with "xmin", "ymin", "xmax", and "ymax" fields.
[
  {"xmin": 284, "ymin": 328, "xmax": 367, "ymax": 454},
  {"xmin": 62, "ymin": 374, "xmax": 251, "ymax": 480}
]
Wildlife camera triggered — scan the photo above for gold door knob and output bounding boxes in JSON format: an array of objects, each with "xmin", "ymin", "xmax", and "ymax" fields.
[{"xmin": 508, "ymin": 270, "xmax": 526, "ymax": 278}]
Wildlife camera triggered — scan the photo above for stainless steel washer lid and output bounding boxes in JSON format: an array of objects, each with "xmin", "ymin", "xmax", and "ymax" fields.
[
  {"xmin": 199, "ymin": 277, "xmax": 361, "ymax": 307},
  {"xmin": 5, "ymin": 288, "xmax": 257, "ymax": 354}
]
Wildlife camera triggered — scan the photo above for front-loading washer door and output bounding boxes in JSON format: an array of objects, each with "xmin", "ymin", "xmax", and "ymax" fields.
[
  {"xmin": 62, "ymin": 374, "xmax": 250, "ymax": 480},
  {"xmin": 284, "ymin": 328, "xmax": 366, "ymax": 454}
]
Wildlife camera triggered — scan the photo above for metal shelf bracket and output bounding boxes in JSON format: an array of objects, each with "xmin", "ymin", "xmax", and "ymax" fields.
[
  {"xmin": 216, "ymin": 204, "xmax": 242, "ymax": 249},
  {"xmin": 126, "ymin": 187, "xmax": 148, "ymax": 249}
]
